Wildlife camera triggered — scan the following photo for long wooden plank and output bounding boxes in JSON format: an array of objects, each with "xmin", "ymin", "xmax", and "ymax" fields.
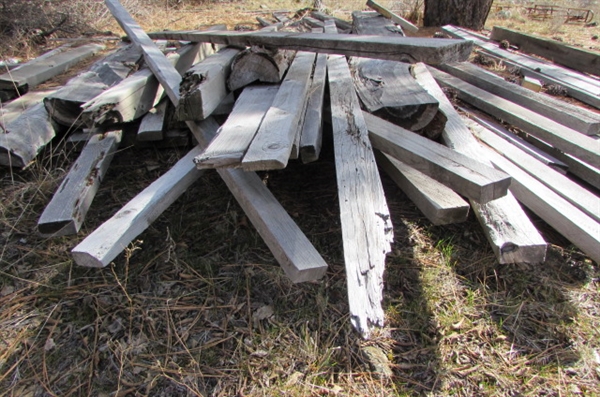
[
  {"xmin": 194, "ymin": 85, "xmax": 278, "ymax": 168},
  {"xmin": 0, "ymin": 89, "xmax": 56, "ymax": 133},
  {"xmin": 326, "ymin": 19, "xmax": 393, "ymax": 338},
  {"xmin": 466, "ymin": 119, "xmax": 600, "ymax": 264},
  {"xmin": 0, "ymin": 43, "xmax": 105, "ymax": 92},
  {"xmin": 472, "ymin": 123, "xmax": 600, "ymax": 223},
  {"xmin": 366, "ymin": 0, "xmax": 419, "ymax": 33},
  {"xmin": 299, "ymin": 51, "xmax": 328, "ymax": 163},
  {"xmin": 76, "ymin": 0, "xmax": 328, "ymax": 282},
  {"xmin": 37, "ymin": 130, "xmax": 122, "ymax": 236},
  {"xmin": 412, "ymin": 62, "xmax": 547, "ymax": 264},
  {"xmin": 490, "ymin": 26, "xmax": 600, "ymax": 77},
  {"xmin": 376, "ymin": 152, "xmax": 469, "ymax": 225},
  {"xmin": 311, "ymin": 11, "xmax": 352, "ymax": 32},
  {"xmin": 177, "ymin": 47, "xmax": 240, "ymax": 121},
  {"xmin": 436, "ymin": 62, "xmax": 600, "ymax": 136},
  {"xmin": 430, "ymin": 68, "xmax": 600, "ymax": 168},
  {"xmin": 241, "ymin": 51, "xmax": 315, "ymax": 171},
  {"xmin": 442, "ymin": 25, "xmax": 600, "ymax": 96},
  {"xmin": 351, "ymin": 11, "xmax": 404, "ymax": 36},
  {"xmin": 364, "ymin": 112, "xmax": 511, "ymax": 203},
  {"xmin": 146, "ymin": 29, "xmax": 473, "ymax": 65}
]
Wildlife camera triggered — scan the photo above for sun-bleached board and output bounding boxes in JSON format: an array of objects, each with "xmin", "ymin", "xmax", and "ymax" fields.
[
  {"xmin": 177, "ymin": 47, "xmax": 240, "ymax": 121},
  {"xmin": 0, "ymin": 103, "xmax": 58, "ymax": 168},
  {"xmin": 241, "ymin": 51, "xmax": 316, "ymax": 171},
  {"xmin": 37, "ymin": 130, "xmax": 122, "ymax": 236},
  {"xmin": 364, "ymin": 112, "xmax": 511, "ymax": 203},
  {"xmin": 472, "ymin": 123, "xmax": 600, "ymax": 223},
  {"xmin": 376, "ymin": 152, "xmax": 469, "ymax": 225},
  {"xmin": 0, "ymin": 43, "xmax": 105, "ymax": 92},
  {"xmin": 366, "ymin": 0, "xmax": 419, "ymax": 33},
  {"xmin": 326, "ymin": 19, "xmax": 393, "ymax": 338},
  {"xmin": 430, "ymin": 68, "xmax": 600, "ymax": 168},
  {"xmin": 1, "ymin": 89, "xmax": 56, "ymax": 133},
  {"xmin": 467, "ymin": 120, "xmax": 600, "ymax": 264},
  {"xmin": 194, "ymin": 85, "xmax": 278, "ymax": 168},
  {"xmin": 299, "ymin": 50, "xmax": 328, "ymax": 163},
  {"xmin": 137, "ymin": 99, "xmax": 167, "ymax": 141},
  {"xmin": 146, "ymin": 29, "xmax": 473, "ymax": 65},
  {"xmin": 413, "ymin": 62, "xmax": 547, "ymax": 264},
  {"xmin": 436, "ymin": 62, "xmax": 600, "ymax": 136}
]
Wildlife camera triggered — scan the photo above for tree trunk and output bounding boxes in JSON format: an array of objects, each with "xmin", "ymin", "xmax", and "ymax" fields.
[{"xmin": 423, "ymin": 0, "xmax": 493, "ymax": 30}]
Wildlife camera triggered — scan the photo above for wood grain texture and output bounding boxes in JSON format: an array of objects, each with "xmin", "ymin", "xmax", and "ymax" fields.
[
  {"xmin": 436, "ymin": 62, "xmax": 600, "ymax": 136},
  {"xmin": 146, "ymin": 29, "xmax": 473, "ymax": 64},
  {"xmin": 299, "ymin": 51, "xmax": 327, "ymax": 163},
  {"xmin": 412, "ymin": 62, "xmax": 547, "ymax": 264},
  {"xmin": 241, "ymin": 51, "xmax": 315, "ymax": 171},
  {"xmin": 327, "ymin": 19, "xmax": 394, "ymax": 338},
  {"xmin": 37, "ymin": 130, "xmax": 122, "ymax": 236},
  {"xmin": 376, "ymin": 152, "xmax": 469, "ymax": 225},
  {"xmin": 366, "ymin": 0, "xmax": 419, "ymax": 33},
  {"xmin": 194, "ymin": 85, "xmax": 278, "ymax": 168},
  {"xmin": 364, "ymin": 112, "xmax": 511, "ymax": 203},
  {"xmin": 490, "ymin": 26, "xmax": 600, "ymax": 77},
  {"xmin": 430, "ymin": 68, "xmax": 600, "ymax": 168},
  {"xmin": 1, "ymin": 89, "xmax": 56, "ymax": 133},
  {"xmin": 228, "ymin": 46, "xmax": 295, "ymax": 91},
  {"xmin": 351, "ymin": 11, "xmax": 404, "ymax": 36}
]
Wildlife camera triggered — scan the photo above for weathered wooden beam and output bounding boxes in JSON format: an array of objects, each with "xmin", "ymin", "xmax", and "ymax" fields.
[
  {"xmin": 490, "ymin": 26, "xmax": 600, "ymax": 77},
  {"xmin": 412, "ymin": 62, "xmax": 547, "ymax": 264},
  {"xmin": 366, "ymin": 0, "xmax": 419, "ymax": 33},
  {"xmin": 227, "ymin": 46, "xmax": 294, "ymax": 91},
  {"xmin": 466, "ymin": 119, "xmax": 600, "ymax": 264},
  {"xmin": 364, "ymin": 112, "xmax": 511, "ymax": 203},
  {"xmin": 241, "ymin": 51, "xmax": 316, "ymax": 171},
  {"xmin": 299, "ymin": 49, "xmax": 327, "ymax": 163},
  {"xmin": 137, "ymin": 99, "xmax": 167, "ymax": 141},
  {"xmin": 326, "ymin": 19, "xmax": 393, "ymax": 338},
  {"xmin": 0, "ymin": 103, "xmax": 58, "ymax": 168},
  {"xmin": 0, "ymin": 43, "xmax": 105, "ymax": 93},
  {"xmin": 472, "ymin": 123, "xmax": 600, "ymax": 224},
  {"xmin": 430, "ymin": 68, "xmax": 600, "ymax": 168},
  {"xmin": 37, "ymin": 130, "xmax": 122, "ymax": 236},
  {"xmin": 351, "ymin": 11, "xmax": 403, "ymax": 36},
  {"xmin": 146, "ymin": 29, "xmax": 473, "ymax": 65},
  {"xmin": 194, "ymin": 85, "xmax": 278, "ymax": 168},
  {"xmin": 177, "ymin": 47, "xmax": 240, "ymax": 121},
  {"xmin": 311, "ymin": 11, "xmax": 352, "ymax": 32},
  {"xmin": 302, "ymin": 16, "xmax": 325, "ymax": 29},
  {"xmin": 376, "ymin": 152, "xmax": 469, "ymax": 225},
  {"xmin": 0, "ymin": 89, "xmax": 56, "ymax": 133},
  {"xmin": 436, "ymin": 62, "xmax": 600, "ymax": 136}
]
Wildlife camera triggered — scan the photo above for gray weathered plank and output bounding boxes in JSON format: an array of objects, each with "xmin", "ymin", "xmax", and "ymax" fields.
[
  {"xmin": 366, "ymin": 0, "xmax": 419, "ymax": 33},
  {"xmin": 430, "ymin": 68, "xmax": 600, "ymax": 168},
  {"xmin": 436, "ymin": 62, "xmax": 600, "ymax": 136},
  {"xmin": 490, "ymin": 26, "xmax": 600, "ymax": 77},
  {"xmin": 146, "ymin": 29, "xmax": 473, "ymax": 65},
  {"xmin": 194, "ymin": 85, "xmax": 278, "ymax": 168},
  {"xmin": 1, "ymin": 89, "xmax": 56, "ymax": 133},
  {"xmin": 364, "ymin": 112, "xmax": 511, "ymax": 203},
  {"xmin": 177, "ymin": 47, "xmax": 240, "ymax": 121},
  {"xmin": 241, "ymin": 51, "xmax": 315, "ymax": 171},
  {"xmin": 351, "ymin": 11, "xmax": 404, "ymax": 36},
  {"xmin": 299, "ymin": 50, "xmax": 328, "ymax": 163},
  {"xmin": 412, "ymin": 62, "xmax": 547, "ymax": 264},
  {"xmin": 37, "ymin": 130, "xmax": 122, "ymax": 236},
  {"xmin": 311, "ymin": 11, "xmax": 352, "ymax": 32},
  {"xmin": 376, "ymin": 152, "xmax": 469, "ymax": 225},
  {"xmin": 326, "ymin": 19, "xmax": 394, "ymax": 338},
  {"xmin": 137, "ymin": 99, "xmax": 167, "ymax": 141}
]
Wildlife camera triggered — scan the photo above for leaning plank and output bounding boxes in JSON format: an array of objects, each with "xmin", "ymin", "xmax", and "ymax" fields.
[
  {"xmin": 490, "ymin": 26, "xmax": 600, "ymax": 77},
  {"xmin": 137, "ymin": 99, "xmax": 168, "ymax": 141},
  {"xmin": 146, "ymin": 29, "xmax": 473, "ymax": 65},
  {"xmin": 0, "ymin": 43, "xmax": 105, "ymax": 93},
  {"xmin": 467, "ymin": 120, "xmax": 600, "ymax": 263},
  {"xmin": 430, "ymin": 68, "xmax": 600, "ymax": 168},
  {"xmin": 364, "ymin": 112, "xmax": 511, "ymax": 203},
  {"xmin": 376, "ymin": 152, "xmax": 469, "ymax": 225},
  {"xmin": 412, "ymin": 62, "xmax": 547, "ymax": 264},
  {"xmin": 311, "ymin": 11, "xmax": 353, "ymax": 32},
  {"xmin": 299, "ymin": 50, "xmax": 328, "ymax": 163},
  {"xmin": 43, "ymin": 44, "xmax": 143, "ymax": 129},
  {"xmin": 442, "ymin": 25, "xmax": 600, "ymax": 97},
  {"xmin": 241, "ymin": 51, "xmax": 316, "ymax": 171},
  {"xmin": 1, "ymin": 89, "xmax": 56, "ymax": 133},
  {"xmin": 0, "ymin": 103, "xmax": 58, "ymax": 168},
  {"xmin": 37, "ymin": 130, "xmax": 122, "ymax": 236},
  {"xmin": 472, "ymin": 123, "xmax": 600, "ymax": 224},
  {"xmin": 194, "ymin": 85, "xmax": 278, "ymax": 168},
  {"xmin": 228, "ymin": 46, "xmax": 295, "ymax": 91},
  {"xmin": 177, "ymin": 47, "xmax": 241, "ymax": 120},
  {"xmin": 436, "ymin": 62, "xmax": 600, "ymax": 136},
  {"xmin": 366, "ymin": 0, "xmax": 419, "ymax": 33},
  {"xmin": 327, "ymin": 19, "xmax": 394, "ymax": 338},
  {"xmin": 217, "ymin": 168, "xmax": 328, "ymax": 283}
]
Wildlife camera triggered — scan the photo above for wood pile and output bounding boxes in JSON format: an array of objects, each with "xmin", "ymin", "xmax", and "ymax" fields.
[{"xmin": 1, "ymin": 0, "xmax": 598, "ymax": 338}]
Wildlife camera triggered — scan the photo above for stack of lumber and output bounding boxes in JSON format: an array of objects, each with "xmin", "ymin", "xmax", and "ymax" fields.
[{"xmin": 1, "ymin": 0, "xmax": 599, "ymax": 338}]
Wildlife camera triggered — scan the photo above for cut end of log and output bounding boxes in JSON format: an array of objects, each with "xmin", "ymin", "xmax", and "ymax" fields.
[{"xmin": 71, "ymin": 250, "xmax": 107, "ymax": 268}]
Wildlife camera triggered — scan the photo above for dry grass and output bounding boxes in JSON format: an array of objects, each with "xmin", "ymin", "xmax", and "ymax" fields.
[{"xmin": 1, "ymin": 0, "xmax": 599, "ymax": 396}]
